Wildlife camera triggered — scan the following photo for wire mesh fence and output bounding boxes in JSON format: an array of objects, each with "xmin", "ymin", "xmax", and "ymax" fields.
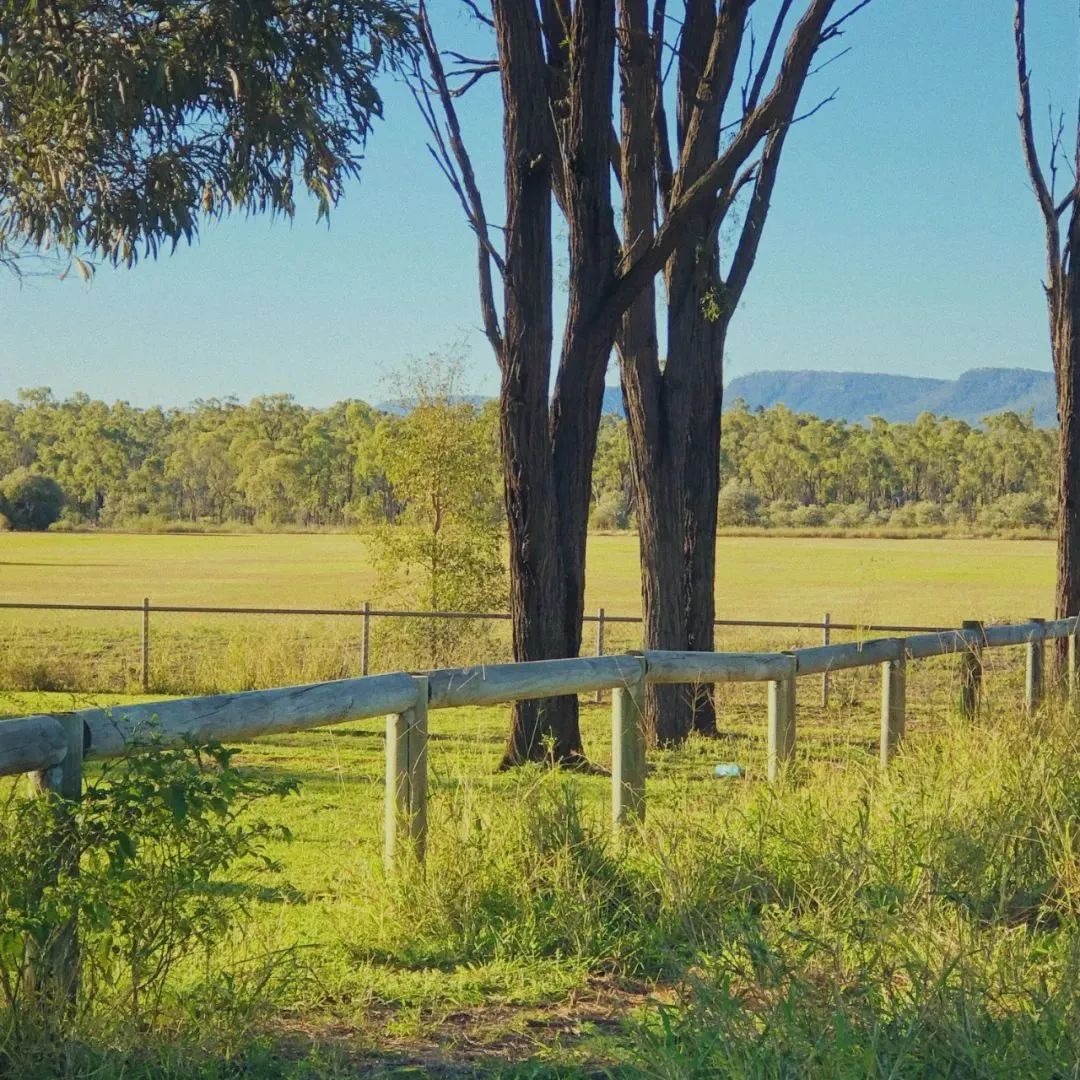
[{"xmin": 0, "ymin": 597, "xmax": 994, "ymax": 699}]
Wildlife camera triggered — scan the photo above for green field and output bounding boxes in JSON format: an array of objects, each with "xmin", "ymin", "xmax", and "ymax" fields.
[
  {"xmin": 0, "ymin": 532, "xmax": 1059, "ymax": 696},
  {"xmin": 1, "ymin": 533, "xmax": 1075, "ymax": 1076},
  {"xmin": 0, "ymin": 530, "xmax": 1058, "ymax": 623}
]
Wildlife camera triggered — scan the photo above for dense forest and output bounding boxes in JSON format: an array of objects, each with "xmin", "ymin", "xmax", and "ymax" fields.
[{"xmin": 0, "ymin": 388, "xmax": 1057, "ymax": 532}]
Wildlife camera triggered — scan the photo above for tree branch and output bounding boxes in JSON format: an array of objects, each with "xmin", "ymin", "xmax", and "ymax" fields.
[
  {"xmin": 415, "ymin": 1, "xmax": 503, "ymax": 354},
  {"xmin": 1015, "ymin": 0, "xmax": 1059, "ymax": 243},
  {"xmin": 745, "ymin": 0, "xmax": 795, "ymax": 115},
  {"xmin": 821, "ymin": 0, "xmax": 874, "ymax": 41},
  {"xmin": 605, "ymin": 0, "xmax": 840, "ymax": 329}
]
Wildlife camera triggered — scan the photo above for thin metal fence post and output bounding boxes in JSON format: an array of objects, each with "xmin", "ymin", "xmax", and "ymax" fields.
[
  {"xmin": 1026, "ymin": 617, "xmax": 1046, "ymax": 716},
  {"xmin": 879, "ymin": 640, "xmax": 906, "ymax": 769},
  {"xmin": 612, "ymin": 655, "xmax": 647, "ymax": 826},
  {"xmin": 821, "ymin": 612, "xmax": 831, "ymax": 707},
  {"xmin": 362, "ymin": 600, "xmax": 371, "ymax": 677},
  {"xmin": 594, "ymin": 607, "xmax": 606, "ymax": 704},
  {"xmin": 767, "ymin": 655, "xmax": 797, "ymax": 782},
  {"xmin": 384, "ymin": 675, "xmax": 428, "ymax": 869},
  {"xmin": 140, "ymin": 600, "xmax": 151, "ymax": 691}
]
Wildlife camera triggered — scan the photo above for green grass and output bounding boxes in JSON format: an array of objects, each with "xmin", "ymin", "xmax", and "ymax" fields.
[
  {"xmin": 0, "ymin": 531, "xmax": 1059, "ymax": 695},
  {"xmin": 0, "ymin": 533, "xmax": 1072, "ymax": 1075},
  {"xmin": 0, "ymin": 647, "xmax": 1061, "ymax": 1077}
]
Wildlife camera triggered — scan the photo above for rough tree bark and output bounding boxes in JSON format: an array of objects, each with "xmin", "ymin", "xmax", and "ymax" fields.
[
  {"xmin": 1014, "ymin": 0, "xmax": 1080, "ymax": 665},
  {"xmin": 417, "ymin": 0, "xmax": 854, "ymax": 759},
  {"xmin": 618, "ymin": 0, "xmax": 844, "ymax": 743}
]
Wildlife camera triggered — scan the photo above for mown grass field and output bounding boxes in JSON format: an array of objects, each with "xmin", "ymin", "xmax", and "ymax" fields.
[
  {"xmin": 0, "ymin": 532, "xmax": 1074, "ymax": 1076},
  {"xmin": 0, "ymin": 531, "xmax": 1058, "ymax": 695}
]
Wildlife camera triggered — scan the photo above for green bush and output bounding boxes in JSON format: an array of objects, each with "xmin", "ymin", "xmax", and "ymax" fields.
[
  {"xmin": 789, "ymin": 503, "xmax": 827, "ymax": 527},
  {"xmin": 0, "ymin": 741, "xmax": 296, "ymax": 1066},
  {"xmin": 590, "ymin": 489, "xmax": 631, "ymax": 531},
  {"xmin": 0, "ymin": 468, "xmax": 65, "ymax": 531},
  {"xmin": 978, "ymin": 491, "xmax": 1053, "ymax": 530},
  {"xmin": 716, "ymin": 480, "xmax": 761, "ymax": 528}
]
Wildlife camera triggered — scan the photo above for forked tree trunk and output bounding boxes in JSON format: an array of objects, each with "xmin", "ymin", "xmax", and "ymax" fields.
[
  {"xmin": 493, "ymin": 0, "xmax": 583, "ymax": 766},
  {"xmin": 499, "ymin": 0, "xmax": 617, "ymax": 766}
]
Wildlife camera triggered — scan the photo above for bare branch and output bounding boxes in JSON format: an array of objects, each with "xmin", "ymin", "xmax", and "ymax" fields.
[
  {"xmin": 651, "ymin": 0, "xmax": 675, "ymax": 215},
  {"xmin": 745, "ymin": 0, "xmax": 795, "ymax": 115},
  {"xmin": 461, "ymin": 0, "xmax": 493, "ymax": 29},
  {"xmin": 415, "ymin": 1, "xmax": 504, "ymax": 354},
  {"xmin": 821, "ymin": 0, "xmax": 874, "ymax": 41},
  {"xmin": 1015, "ymin": 0, "xmax": 1059, "ymax": 234},
  {"xmin": 604, "ymin": 0, "xmax": 841, "ymax": 330},
  {"xmin": 808, "ymin": 44, "xmax": 852, "ymax": 77},
  {"xmin": 446, "ymin": 63, "xmax": 500, "ymax": 97}
]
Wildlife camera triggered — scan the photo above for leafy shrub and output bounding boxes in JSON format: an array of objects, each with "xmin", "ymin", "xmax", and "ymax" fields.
[
  {"xmin": 828, "ymin": 503, "xmax": 873, "ymax": 528},
  {"xmin": 789, "ymin": 503, "xmax": 827, "ymax": 527},
  {"xmin": 0, "ymin": 469, "xmax": 64, "ymax": 531},
  {"xmin": 763, "ymin": 500, "xmax": 797, "ymax": 528},
  {"xmin": 978, "ymin": 492, "xmax": 1053, "ymax": 530},
  {"xmin": 590, "ymin": 489, "xmax": 631, "ymax": 531},
  {"xmin": 0, "ymin": 513, "xmax": 10, "ymax": 532},
  {"xmin": 888, "ymin": 500, "xmax": 946, "ymax": 528},
  {"xmin": 0, "ymin": 741, "xmax": 296, "ymax": 1059},
  {"xmin": 716, "ymin": 480, "xmax": 761, "ymax": 528}
]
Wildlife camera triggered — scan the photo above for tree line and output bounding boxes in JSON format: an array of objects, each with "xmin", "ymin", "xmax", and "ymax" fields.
[
  {"xmin": 0, "ymin": 386, "xmax": 1057, "ymax": 534},
  {"xmin": 0, "ymin": 386, "xmax": 498, "ymax": 530}
]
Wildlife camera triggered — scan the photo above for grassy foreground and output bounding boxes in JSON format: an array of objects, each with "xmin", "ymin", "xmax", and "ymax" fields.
[
  {"xmin": 5, "ymin": 658, "xmax": 1080, "ymax": 1077},
  {"xmin": 0, "ymin": 532, "xmax": 1058, "ymax": 694}
]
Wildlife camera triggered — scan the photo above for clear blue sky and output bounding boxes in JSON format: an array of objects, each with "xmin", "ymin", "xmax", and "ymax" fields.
[{"xmin": 0, "ymin": 2, "xmax": 1075, "ymax": 408}]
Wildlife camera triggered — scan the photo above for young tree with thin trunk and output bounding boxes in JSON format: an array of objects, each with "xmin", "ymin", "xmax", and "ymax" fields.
[
  {"xmin": 416, "ymin": 0, "xmax": 859, "ymax": 764},
  {"xmin": 1014, "ymin": 0, "xmax": 1080, "ymax": 647}
]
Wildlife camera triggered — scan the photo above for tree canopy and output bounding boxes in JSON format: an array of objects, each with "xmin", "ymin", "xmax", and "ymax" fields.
[{"xmin": 0, "ymin": 0, "xmax": 411, "ymax": 268}]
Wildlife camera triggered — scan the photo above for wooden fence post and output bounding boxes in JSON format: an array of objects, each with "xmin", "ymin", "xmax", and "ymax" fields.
[
  {"xmin": 1069, "ymin": 616, "xmax": 1079, "ymax": 700},
  {"xmin": 821, "ymin": 612, "xmax": 831, "ymax": 707},
  {"xmin": 384, "ymin": 675, "xmax": 428, "ymax": 869},
  {"xmin": 879, "ymin": 640, "xmax": 906, "ymax": 769},
  {"xmin": 26, "ymin": 714, "xmax": 84, "ymax": 1008},
  {"xmin": 1026, "ymin": 618, "xmax": 1046, "ymax": 716},
  {"xmin": 594, "ymin": 607, "xmax": 606, "ymax": 704},
  {"xmin": 612, "ymin": 655, "xmax": 647, "ymax": 827},
  {"xmin": 362, "ymin": 601, "xmax": 371, "ymax": 677},
  {"xmin": 141, "ymin": 597, "xmax": 150, "ymax": 693},
  {"xmin": 959, "ymin": 619, "xmax": 983, "ymax": 719},
  {"xmin": 767, "ymin": 655, "xmax": 797, "ymax": 782}
]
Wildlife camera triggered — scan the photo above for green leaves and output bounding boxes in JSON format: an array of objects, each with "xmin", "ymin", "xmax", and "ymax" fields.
[{"xmin": 0, "ymin": 0, "xmax": 414, "ymax": 267}]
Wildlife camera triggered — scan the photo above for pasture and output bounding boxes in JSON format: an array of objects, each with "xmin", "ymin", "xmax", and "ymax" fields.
[
  {"xmin": 1, "ymin": 531, "xmax": 1077, "ymax": 1076},
  {"xmin": 0, "ymin": 531, "xmax": 1057, "ymax": 696}
]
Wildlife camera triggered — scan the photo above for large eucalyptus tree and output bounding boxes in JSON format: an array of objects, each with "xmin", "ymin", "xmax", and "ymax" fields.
[{"xmin": 417, "ymin": 0, "xmax": 864, "ymax": 762}]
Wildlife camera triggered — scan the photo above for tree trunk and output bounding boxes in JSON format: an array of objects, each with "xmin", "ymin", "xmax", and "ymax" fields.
[
  {"xmin": 1052, "ymin": 216, "xmax": 1080, "ymax": 670},
  {"xmin": 497, "ymin": 0, "xmax": 617, "ymax": 767}
]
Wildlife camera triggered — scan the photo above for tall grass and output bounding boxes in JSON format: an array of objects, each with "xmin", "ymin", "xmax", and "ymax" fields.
[
  {"xmin": 346, "ymin": 699, "xmax": 1080, "ymax": 1075},
  {"xmin": 2, "ymin": 676, "xmax": 1079, "ymax": 1074}
]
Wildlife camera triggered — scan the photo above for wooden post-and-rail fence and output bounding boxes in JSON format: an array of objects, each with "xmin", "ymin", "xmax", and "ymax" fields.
[{"xmin": 4, "ymin": 614, "xmax": 1080, "ymax": 1002}]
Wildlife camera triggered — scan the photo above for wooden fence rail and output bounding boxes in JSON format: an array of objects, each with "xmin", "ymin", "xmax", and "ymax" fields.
[{"xmin": 4, "ymin": 613, "xmax": 1080, "ymax": 999}]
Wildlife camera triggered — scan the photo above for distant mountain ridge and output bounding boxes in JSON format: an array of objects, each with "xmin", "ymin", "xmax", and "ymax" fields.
[
  {"xmin": 383, "ymin": 368, "xmax": 1057, "ymax": 427},
  {"xmin": 721, "ymin": 367, "xmax": 1057, "ymax": 426}
]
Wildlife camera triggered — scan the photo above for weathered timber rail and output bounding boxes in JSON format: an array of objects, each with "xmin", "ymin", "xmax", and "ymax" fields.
[{"xmin": 5, "ymin": 614, "xmax": 1077, "ymax": 997}]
